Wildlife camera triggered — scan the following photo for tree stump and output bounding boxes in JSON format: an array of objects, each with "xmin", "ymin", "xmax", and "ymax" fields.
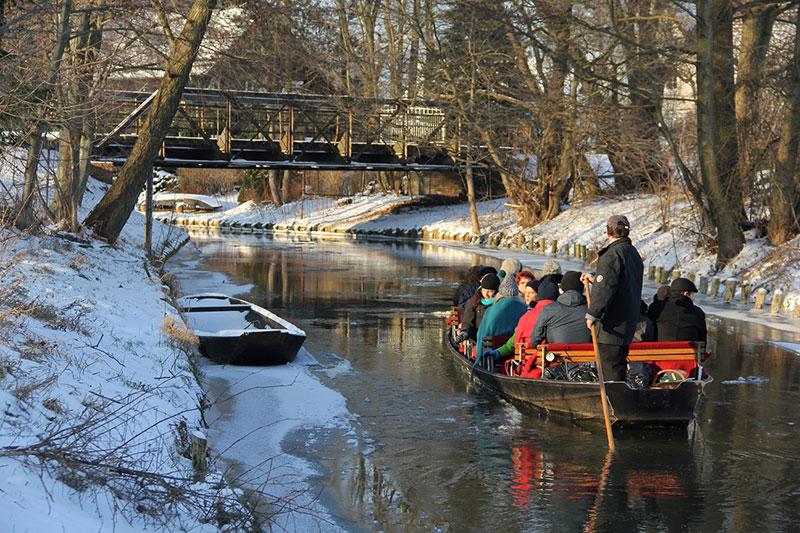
[
  {"xmin": 771, "ymin": 289, "xmax": 785, "ymax": 314},
  {"xmin": 739, "ymin": 283, "xmax": 751, "ymax": 304},
  {"xmin": 656, "ymin": 266, "xmax": 664, "ymax": 284},
  {"xmin": 709, "ymin": 277, "xmax": 721, "ymax": 298},
  {"xmin": 191, "ymin": 430, "xmax": 207, "ymax": 475},
  {"xmin": 723, "ymin": 279, "xmax": 737, "ymax": 303},
  {"xmin": 698, "ymin": 276, "xmax": 709, "ymax": 294},
  {"xmin": 754, "ymin": 288, "xmax": 768, "ymax": 310}
]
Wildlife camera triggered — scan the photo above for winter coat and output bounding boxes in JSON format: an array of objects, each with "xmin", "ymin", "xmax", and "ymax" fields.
[
  {"xmin": 647, "ymin": 295, "xmax": 707, "ymax": 343},
  {"xmin": 453, "ymin": 266, "xmax": 483, "ymax": 308},
  {"xmin": 461, "ymin": 291, "xmax": 492, "ymax": 341},
  {"xmin": 531, "ymin": 291, "xmax": 593, "ymax": 346},
  {"xmin": 455, "ymin": 282, "xmax": 480, "ymax": 311},
  {"xmin": 587, "ymin": 237, "xmax": 644, "ymax": 345},
  {"xmin": 476, "ymin": 297, "xmax": 528, "ymax": 355},
  {"xmin": 496, "ymin": 299, "xmax": 556, "ymax": 357}
]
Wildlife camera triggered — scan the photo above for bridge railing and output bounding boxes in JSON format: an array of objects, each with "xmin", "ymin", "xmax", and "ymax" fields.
[{"xmin": 95, "ymin": 89, "xmax": 461, "ymax": 167}]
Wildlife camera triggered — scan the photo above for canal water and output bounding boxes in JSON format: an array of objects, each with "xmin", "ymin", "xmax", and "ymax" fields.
[{"xmin": 172, "ymin": 233, "xmax": 800, "ymax": 532}]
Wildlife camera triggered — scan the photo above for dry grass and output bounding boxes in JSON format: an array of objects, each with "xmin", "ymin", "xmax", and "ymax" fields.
[
  {"xmin": 12, "ymin": 374, "xmax": 57, "ymax": 401},
  {"xmin": 161, "ymin": 315, "xmax": 199, "ymax": 354}
]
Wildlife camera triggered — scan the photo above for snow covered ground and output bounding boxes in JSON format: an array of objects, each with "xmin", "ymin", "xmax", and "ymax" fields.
[
  {"xmin": 0, "ymin": 182, "xmax": 255, "ymax": 530},
  {"xmin": 164, "ymin": 192, "xmax": 800, "ymax": 323},
  {"xmin": 0, "ymin": 168, "xmax": 354, "ymax": 530}
]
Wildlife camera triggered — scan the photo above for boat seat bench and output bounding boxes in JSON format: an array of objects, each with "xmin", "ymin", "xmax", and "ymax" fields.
[
  {"xmin": 517, "ymin": 341, "xmax": 703, "ymax": 360},
  {"xmin": 511, "ymin": 341, "xmax": 707, "ymax": 379}
]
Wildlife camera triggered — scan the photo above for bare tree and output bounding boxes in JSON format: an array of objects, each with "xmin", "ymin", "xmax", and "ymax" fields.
[
  {"xmin": 16, "ymin": 0, "xmax": 73, "ymax": 230},
  {"xmin": 768, "ymin": 6, "xmax": 800, "ymax": 244},
  {"xmin": 735, "ymin": 3, "xmax": 780, "ymax": 210},
  {"xmin": 85, "ymin": 0, "xmax": 217, "ymax": 243},
  {"xmin": 696, "ymin": 0, "xmax": 743, "ymax": 267}
]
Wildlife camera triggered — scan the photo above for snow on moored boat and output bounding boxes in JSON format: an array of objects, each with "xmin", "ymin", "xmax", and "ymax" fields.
[{"xmin": 178, "ymin": 293, "xmax": 306, "ymax": 365}]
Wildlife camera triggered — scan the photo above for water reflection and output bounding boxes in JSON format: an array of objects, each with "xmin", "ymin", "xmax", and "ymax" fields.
[{"xmin": 172, "ymin": 232, "xmax": 800, "ymax": 532}]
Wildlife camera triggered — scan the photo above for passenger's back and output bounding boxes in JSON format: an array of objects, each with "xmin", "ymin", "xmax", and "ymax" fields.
[{"xmin": 530, "ymin": 290, "xmax": 592, "ymax": 345}]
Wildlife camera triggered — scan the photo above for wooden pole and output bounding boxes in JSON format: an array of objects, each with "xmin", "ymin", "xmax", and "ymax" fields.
[
  {"xmin": 585, "ymin": 279, "xmax": 616, "ymax": 451},
  {"xmin": 145, "ymin": 170, "xmax": 153, "ymax": 259}
]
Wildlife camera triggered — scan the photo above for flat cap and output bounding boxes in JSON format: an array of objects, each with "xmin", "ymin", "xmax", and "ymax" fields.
[
  {"xmin": 671, "ymin": 277, "xmax": 698, "ymax": 293},
  {"xmin": 606, "ymin": 214, "xmax": 630, "ymax": 229}
]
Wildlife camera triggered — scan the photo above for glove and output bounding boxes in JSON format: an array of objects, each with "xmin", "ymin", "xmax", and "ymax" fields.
[
  {"xmin": 483, "ymin": 349, "xmax": 500, "ymax": 360},
  {"xmin": 453, "ymin": 330, "xmax": 469, "ymax": 343}
]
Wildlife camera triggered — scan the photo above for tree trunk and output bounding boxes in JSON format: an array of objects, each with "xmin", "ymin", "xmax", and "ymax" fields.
[
  {"xmin": 696, "ymin": 0, "xmax": 743, "ymax": 268},
  {"xmin": 281, "ymin": 169, "xmax": 290, "ymax": 202},
  {"xmin": 768, "ymin": 8, "xmax": 800, "ymax": 245},
  {"xmin": 16, "ymin": 0, "xmax": 73, "ymax": 229},
  {"xmin": 75, "ymin": 4, "xmax": 107, "ymax": 208},
  {"xmin": 268, "ymin": 169, "xmax": 282, "ymax": 207},
  {"xmin": 407, "ymin": 0, "xmax": 420, "ymax": 99},
  {"xmin": 735, "ymin": 4, "xmax": 778, "ymax": 214},
  {"xmin": 84, "ymin": 0, "xmax": 217, "ymax": 242},
  {"xmin": 465, "ymin": 160, "xmax": 480, "ymax": 236}
]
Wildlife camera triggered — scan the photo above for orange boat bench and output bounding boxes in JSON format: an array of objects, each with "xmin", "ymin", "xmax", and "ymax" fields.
[{"xmin": 512, "ymin": 341, "xmax": 708, "ymax": 380}]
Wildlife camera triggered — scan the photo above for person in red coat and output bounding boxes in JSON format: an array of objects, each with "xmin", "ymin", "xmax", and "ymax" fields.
[{"xmin": 483, "ymin": 281, "xmax": 559, "ymax": 375}]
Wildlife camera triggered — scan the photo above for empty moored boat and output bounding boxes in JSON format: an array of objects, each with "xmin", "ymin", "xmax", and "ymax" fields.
[{"xmin": 178, "ymin": 293, "xmax": 306, "ymax": 364}]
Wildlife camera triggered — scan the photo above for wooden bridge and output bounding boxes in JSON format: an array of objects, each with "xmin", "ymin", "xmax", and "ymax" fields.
[{"xmin": 94, "ymin": 88, "xmax": 464, "ymax": 171}]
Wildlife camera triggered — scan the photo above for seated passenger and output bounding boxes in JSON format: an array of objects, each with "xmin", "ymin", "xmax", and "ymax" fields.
[
  {"xmin": 487, "ymin": 280, "xmax": 559, "ymax": 361},
  {"xmin": 499, "ymin": 258, "xmax": 523, "ymax": 280},
  {"xmin": 530, "ymin": 271, "xmax": 592, "ymax": 346},
  {"xmin": 475, "ymin": 277, "xmax": 529, "ymax": 356},
  {"xmin": 653, "ymin": 284, "xmax": 670, "ymax": 304},
  {"xmin": 647, "ymin": 278, "xmax": 707, "ymax": 343},
  {"xmin": 456, "ymin": 273, "xmax": 500, "ymax": 342},
  {"xmin": 516, "ymin": 270, "xmax": 536, "ymax": 296},
  {"xmin": 453, "ymin": 265, "xmax": 497, "ymax": 311},
  {"xmin": 497, "ymin": 258, "xmax": 523, "ymax": 299},
  {"xmin": 539, "ymin": 260, "xmax": 563, "ymax": 286},
  {"xmin": 633, "ymin": 300, "xmax": 655, "ymax": 342}
]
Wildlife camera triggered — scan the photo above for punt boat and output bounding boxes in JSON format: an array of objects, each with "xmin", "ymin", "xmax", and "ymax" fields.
[
  {"xmin": 445, "ymin": 309, "xmax": 711, "ymax": 428},
  {"xmin": 177, "ymin": 293, "xmax": 306, "ymax": 364}
]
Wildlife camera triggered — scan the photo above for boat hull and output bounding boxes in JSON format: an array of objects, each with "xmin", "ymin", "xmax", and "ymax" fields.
[
  {"xmin": 445, "ymin": 331, "xmax": 708, "ymax": 428},
  {"xmin": 178, "ymin": 293, "xmax": 306, "ymax": 365},
  {"xmin": 199, "ymin": 330, "xmax": 305, "ymax": 365}
]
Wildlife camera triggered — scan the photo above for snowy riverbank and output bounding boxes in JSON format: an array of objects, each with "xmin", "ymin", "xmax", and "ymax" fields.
[
  {"xmin": 0, "ymin": 183, "xmax": 257, "ymax": 530},
  {"xmin": 164, "ymin": 192, "xmax": 800, "ymax": 323},
  {"xmin": 0, "ymin": 181, "xmax": 352, "ymax": 531}
]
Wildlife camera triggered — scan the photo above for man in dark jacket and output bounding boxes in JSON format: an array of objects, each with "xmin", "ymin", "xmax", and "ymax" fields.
[
  {"xmin": 647, "ymin": 278, "xmax": 707, "ymax": 343},
  {"xmin": 582, "ymin": 215, "xmax": 644, "ymax": 381},
  {"xmin": 531, "ymin": 271, "xmax": 592, "ymax": 346}
]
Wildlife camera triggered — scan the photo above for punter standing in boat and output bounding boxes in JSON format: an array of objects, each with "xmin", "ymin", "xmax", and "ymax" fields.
[{"xmin": 581, "ymin": 215, "xmax": 644, "ymax": 381}]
